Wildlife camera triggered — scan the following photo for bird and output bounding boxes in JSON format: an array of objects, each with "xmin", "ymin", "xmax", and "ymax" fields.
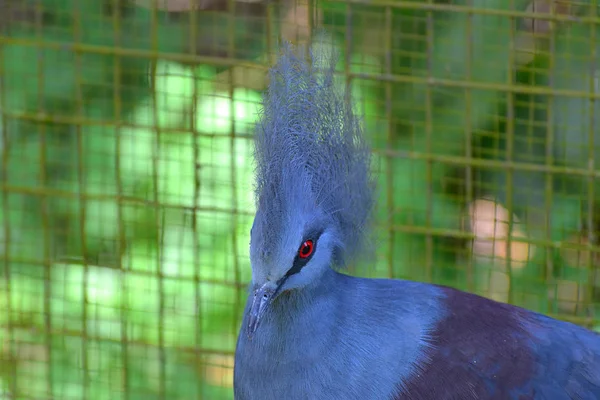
[{"xmin": 233, "ymin": 37, "xmax": 600, "ymax": 400}]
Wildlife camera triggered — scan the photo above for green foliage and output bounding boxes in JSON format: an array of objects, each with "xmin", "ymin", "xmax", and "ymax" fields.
[
  {"xmin": 0, "ymin": 0, "xmax": 190, "ymax": 267},
  {"xmin": 0, "ymin": 52, "xmax": 259, "ymax": 397},
  {"xmin": 323, "ymin": 0, "xmax": 530, "ymax": 284},
  {"xmin": 320, "ymin": 0, "xmax": 600, "ymax": 314}
]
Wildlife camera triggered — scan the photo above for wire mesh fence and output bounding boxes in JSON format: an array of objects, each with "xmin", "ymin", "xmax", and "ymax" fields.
[{"xmin": 0, "ymin": 0, "xmax": 598, "ymax": 398}]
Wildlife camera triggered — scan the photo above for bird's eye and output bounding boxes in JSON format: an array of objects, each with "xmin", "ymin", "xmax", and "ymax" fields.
[{"xmin": 298, "ymin": 240, "xmax": 314, "ymax": 259}]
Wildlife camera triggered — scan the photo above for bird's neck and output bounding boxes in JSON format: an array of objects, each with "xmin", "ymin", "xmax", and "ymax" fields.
[{"xmin": 239, "ymin": 268, "xmax": 343, "ymax": 363}]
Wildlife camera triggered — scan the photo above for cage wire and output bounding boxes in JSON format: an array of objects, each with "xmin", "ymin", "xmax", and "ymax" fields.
[{"xmin": 0, "ymin": 0, "xmax": 599, "ymax": 399}]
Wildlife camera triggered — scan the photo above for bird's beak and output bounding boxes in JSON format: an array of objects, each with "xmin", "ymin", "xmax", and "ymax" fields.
[{"xmin": 246, "ymin": 281, "xmax": 279, "ymax": 339}]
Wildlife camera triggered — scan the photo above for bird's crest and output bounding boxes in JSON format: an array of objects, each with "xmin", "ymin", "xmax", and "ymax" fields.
[{"xmin": 252, "ymin": 34, "xmax": 374, "ymax": 269}]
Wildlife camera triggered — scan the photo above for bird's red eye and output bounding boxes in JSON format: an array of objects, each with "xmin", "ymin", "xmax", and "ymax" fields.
[{"xmin": 298, "ymin": 240, "xmax": 314, "ymax": 259}]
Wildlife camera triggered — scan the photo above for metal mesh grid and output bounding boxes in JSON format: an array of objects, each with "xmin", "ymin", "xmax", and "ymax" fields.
[{"xmin": 0, "ymin": 0, "xmax": 598, "ymax": 398}]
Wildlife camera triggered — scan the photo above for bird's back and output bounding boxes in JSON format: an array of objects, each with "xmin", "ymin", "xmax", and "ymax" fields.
[{"xmin": 398, "ymin": 283, "xmax": 600, "ymax": 400}]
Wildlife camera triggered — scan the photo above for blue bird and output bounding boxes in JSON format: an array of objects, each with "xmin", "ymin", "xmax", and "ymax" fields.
[{"xmin": 233, "ymin": 37, "xmax": 600, "ymax": 400}]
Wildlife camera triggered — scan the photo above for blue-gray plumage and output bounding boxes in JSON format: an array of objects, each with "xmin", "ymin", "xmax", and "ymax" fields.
[{"xmin": 233, "ymin": 38, "xmax": 600, "ymax": 400}]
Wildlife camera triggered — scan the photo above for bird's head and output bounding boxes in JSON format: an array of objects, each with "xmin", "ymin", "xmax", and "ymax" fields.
[{"xmin": 245, "ymin": 35, "xmax": 374, "ymax": 337}]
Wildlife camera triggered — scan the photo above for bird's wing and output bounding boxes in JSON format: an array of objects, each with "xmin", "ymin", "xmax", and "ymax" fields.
[{"xmin": 397, "ymin": 286, "xmax": 600, "ymax": 400}]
